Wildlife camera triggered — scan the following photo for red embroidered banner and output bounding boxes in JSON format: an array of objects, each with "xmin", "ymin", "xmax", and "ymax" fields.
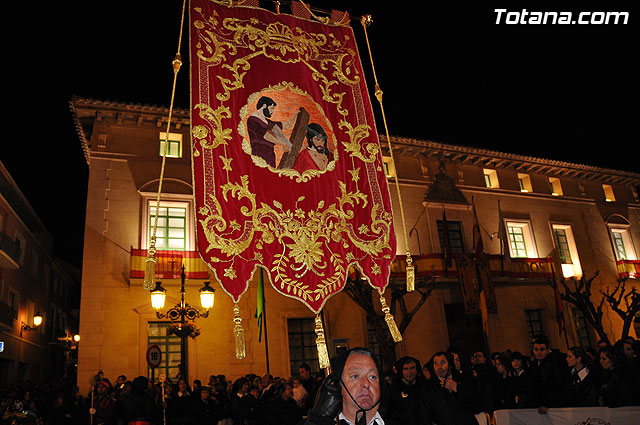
[{"xmin": 190, "ymin": 1, "xmax": 396, "ymax": 313}]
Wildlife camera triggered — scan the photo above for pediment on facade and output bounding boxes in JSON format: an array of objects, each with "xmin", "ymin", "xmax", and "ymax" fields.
[{"xmin": 424, "ymin": 171, "xmax": 469, "ymax": 205}]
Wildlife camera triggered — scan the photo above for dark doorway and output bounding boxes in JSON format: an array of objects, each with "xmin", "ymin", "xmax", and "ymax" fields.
[{"xmin": 444, "ymin": 303, "xmax": 486, "ymax": 359}]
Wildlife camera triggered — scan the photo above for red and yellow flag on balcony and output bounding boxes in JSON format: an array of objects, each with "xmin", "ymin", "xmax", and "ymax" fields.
[{"xmin": 190, "ymin": 0, "xmax": 397, "ymax": 352}]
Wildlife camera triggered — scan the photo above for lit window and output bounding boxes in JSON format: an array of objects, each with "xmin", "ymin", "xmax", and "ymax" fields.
[
  {"xmin": 508, "ymin": 226, "xmax": 527, "ymax": 257},
  {"xmin": 602, "ymin": 184, "xmax": 616, "ymax": 202},
  {"xmin": 382, "ymin": 156, "xmax": 395, "ymax": 177},
  {"xmin": 149, "ymin": 206, "xmax": 187, "ymax": 251},
  {"xmin": 159, "ymin": 132, "xmax": 182, "ymax": 158},
  {"xmin": 483, "ymin": 169, "xmax": 499, "ymax": 188},
  {"xmin": 610, "ymin": 228, "xmax": 636, "ymax": 261},
  {"xmin": 554, "ymin": 229, "xmax": 572, "ymax": 264},
  {"xmin": 518, "ymin": 173, "xmax": 532, "ymax": 193},
  {"xmin": 548, "ymin": 177, "xmax": 563, "ymax": 196},
  {"xmin": 142, "ymin": 195, "xmax": 194, "ymax": 252},
  {"xmin": 552, "ymin": 224, "xmax": 582, "ymax": 278},
  {"xmin": 506, "ymin": 221, "xmax": 537, "ymax": 258}
]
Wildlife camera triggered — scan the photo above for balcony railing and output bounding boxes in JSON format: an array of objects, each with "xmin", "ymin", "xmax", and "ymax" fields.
[
  {"xmin": 390, "ymin": 253, "xmax": 554, "ymax": 281},
  {"xmin": 617, "ymin": 259, "xmax": 640, "ymax": 279},
  {"xmin": 0, "ymin": 231, "xmax": 21, "ymax": 269},
  {"xmin": 130, "ymin": 248, "xmax": 210, "ymax": 280},
  {"xmin": 0, "ymin": 300, "xmax": 17, "ymax": 327}
]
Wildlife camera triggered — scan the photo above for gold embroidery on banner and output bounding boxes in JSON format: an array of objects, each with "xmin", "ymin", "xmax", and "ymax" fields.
[
  {"xmin": 193, "ymin": 104, "xmax": 232, "ymax": 149},
  {"xmin": 339, "ymin": 120, "xmax": 379, "ymax": 163},
  {"xmin": 192, "ymin": 9, "xmax": 359, "ymax": 112},
  {"xmin": 197, "ymin": 175, "xmax": 392, "ymax": 302},
  {"xmin": 193, "ymin": 5, "xmax": 394, "ymax": 303}
]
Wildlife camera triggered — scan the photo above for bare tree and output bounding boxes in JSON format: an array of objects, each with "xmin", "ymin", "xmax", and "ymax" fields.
[
  {"xmin": 601, "ymin": 278, "xmax": 640, "ymax": 340},
  {"xmin": 343, "ymin": 269, "xmax": 437, "ymax": 373},
  {"xmin": 555, "ymin": 271, "xmax": 611, "ymax": 345}
]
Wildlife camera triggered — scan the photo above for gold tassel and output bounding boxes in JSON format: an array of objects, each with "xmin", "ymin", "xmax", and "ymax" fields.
[
  {"xmin": 380, "ymin": 295, "xmax": 402, "ymax": 342},
  {"xmin": 143, "ymin": 243, "xmax": 157, "ymax": 290},
  {"xmin": 406, "ymin": 254, "xmax": 415, "ymax": 292},
  {"xmin": 314, "ymin": 315, "xmax": 330, "ymax": 369},
  {"xmin": 233, "ymin": 303, "xmax": 246, "ymax": 359}
]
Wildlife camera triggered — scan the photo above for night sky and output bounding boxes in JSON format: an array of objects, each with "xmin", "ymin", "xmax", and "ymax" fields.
[{"xmin": 4, "ymin": 1, "xmax": 637, "ymax": 268}]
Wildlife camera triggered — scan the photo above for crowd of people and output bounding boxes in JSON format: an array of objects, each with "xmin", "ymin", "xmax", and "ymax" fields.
[
  {"xmin": 382, "ymin": 334, "xmax": 640, "ymax": 425},
  {"xmin": 2, "ymin": 334, "xmax": 639, "ymax": 425}
]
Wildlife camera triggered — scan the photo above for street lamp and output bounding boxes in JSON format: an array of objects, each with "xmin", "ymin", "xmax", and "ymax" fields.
[
  {"xmin": 150, "ymin": 278, "xmax": 214, "ymax": 320},
  {"xmin": 20, "ymin": 312, "xmax": 42, "ymax": 336},
  {"xmin": 149, "ymin": 265, "xmax": 214, "ymax": 382},
  {"xmin": 150, "ymin": 282, "xmax": 167, "ymax": 310},
  {"xmin": 199, "ymin": 281, "xmax": 215, "ymax": 310}
]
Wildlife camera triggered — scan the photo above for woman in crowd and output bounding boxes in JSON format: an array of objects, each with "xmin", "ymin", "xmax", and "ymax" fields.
[
  {"xmin": 504, "ymin": 351, "xmax": 530, "ymax": 409},
  {"xmin": 598, "ymin": 345, "xmax": 640, "ymax": 407},
  {"xmin": 122, "ymin": 376, "xmax": 155, "ymax": 425},
  {"xmin": 230, "ymin": 377, "xmax": 252, "ymax": 425},
  {"xmin": 425, "ymin": 351, "xmax": 481, "ymax": 425},
  {"xmin": 565, "ymin": 346, "xmax": 599, "ymax": 406},
  {"xmin": 192, "ymin": 386, "xmax": 220, "ymax": 425},
  {"xmin": 174, "ymin": 378, "xmax": 193, "ymax": 424},
  {"xmin": 265, "ymin": 382, "xmax": 302, "ymax": 425},
  {"xmin": 564, "ymin": 347, "xmax": 598, "ymax": 407},
  {"xmin": 490, "ymin": 354, "xmax": 512, "ymax": 410}
]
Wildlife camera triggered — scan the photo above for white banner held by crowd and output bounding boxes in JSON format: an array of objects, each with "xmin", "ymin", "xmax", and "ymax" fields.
[{"xmin": 493, "ymin": 406, "xmax": 640, "ymax": 425}]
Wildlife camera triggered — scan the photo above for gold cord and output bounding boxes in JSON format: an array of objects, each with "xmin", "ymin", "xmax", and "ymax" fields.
[
  {"xmin": 145, "ymin": 0, "xmax": 188, "ymax": 290},
  {"xmin": 360, "ymin": 16, "xmax": 415, "ymax": 291}
]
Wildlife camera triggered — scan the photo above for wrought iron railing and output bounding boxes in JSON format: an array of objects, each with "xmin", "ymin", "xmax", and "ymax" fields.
[
  {"xmin": 0, "ymin": 231, "xmax": 21, "ymax": 264},
  {"xmin": 0, "ymin": 300, "xmax": 16, "ymax": 326}
]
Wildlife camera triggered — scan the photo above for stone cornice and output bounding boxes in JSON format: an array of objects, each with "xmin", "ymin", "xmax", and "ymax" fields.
[
  {"xmin": 69, "ymin": 97, "xmax": 640, "ymax": 184},
  {"xmin": 381, "ymin": 134, "xmax": 640, "ymax": 184}
]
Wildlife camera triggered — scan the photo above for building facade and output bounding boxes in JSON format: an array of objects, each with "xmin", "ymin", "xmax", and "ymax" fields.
[
  {"xmin": 70, "ymin": 96, "xmax": 640, "ymax": 390},
  {"xmin": 0, "ymin": 162, "xmax": 80, "ymax": 387}
]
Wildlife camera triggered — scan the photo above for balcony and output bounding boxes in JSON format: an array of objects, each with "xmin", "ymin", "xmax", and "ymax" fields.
[
  {"xmin": 0, "ymin": 300, "xmax": 17, "ymax": 327},
  {"xmin": 390, "ymin": 254, "xmax": 554, "ymax": 281},
  {"xmin": 617, "ymin": 259, "xmax": 640, "ymax": 279},
  {"xmin": 130, "ymin": 248, "xmax": 210, "ymax": 280},
  {"xmin": 0, "ymin": 231, "xmax": 20, "ymax": 269}
]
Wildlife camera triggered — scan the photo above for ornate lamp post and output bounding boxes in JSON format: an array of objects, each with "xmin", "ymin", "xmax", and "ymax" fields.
[{"xmin": 150, "ymin": 265, "xmax": 215, "ymax": 382}]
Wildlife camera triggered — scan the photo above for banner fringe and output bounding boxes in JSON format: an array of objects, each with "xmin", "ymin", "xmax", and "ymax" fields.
[
  {"xmin": 314, "ymin": 315, "xmax": 331, "ymax": 369},
  {"xmin": 233, "ymin": 303, "xmax": 247, "ymax": 359},
  {"xmin": 380, "ymin": 295, "xmax": 402, "ymax": 342}
]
